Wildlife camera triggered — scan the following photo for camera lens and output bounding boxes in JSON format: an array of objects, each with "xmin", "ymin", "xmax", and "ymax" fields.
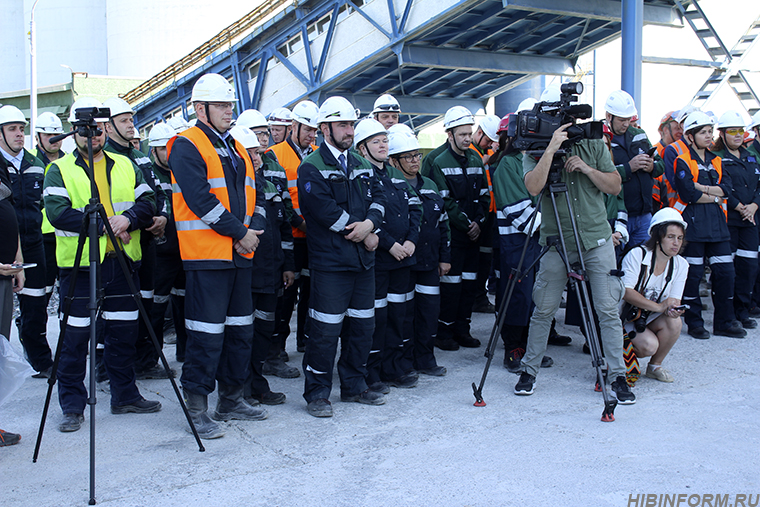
[{"xmin": 560, "ymin": 82, "xmax": 584, "ymax": 95}]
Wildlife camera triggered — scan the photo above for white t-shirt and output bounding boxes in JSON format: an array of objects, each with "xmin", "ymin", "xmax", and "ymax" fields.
[{"xmin": 620, "ymin": 246, "xmax": 689, "ymax": 328}]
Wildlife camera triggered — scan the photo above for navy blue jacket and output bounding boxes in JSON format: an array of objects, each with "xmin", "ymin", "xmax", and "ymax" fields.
[
  {"xmin": 374, "ymin": 163, "xmax": 422, "ymax": 271},
  {"xmin": 7, "ymin": 149, "xmax": 45, "ymax": 245},
  {"xmin": 411, "ymin": 175, "xmax": 451, "ymax": 271},
  {"xmin": 714, "ymin": 147, "xmax": 760, "ymax": 228},
  {"xmin": 612, "ymin": 127, "xmax": 661, "ymax": 216},
  {"xmin": 298, "ymin": 142, "xmax": 385, "ymax": 272}
]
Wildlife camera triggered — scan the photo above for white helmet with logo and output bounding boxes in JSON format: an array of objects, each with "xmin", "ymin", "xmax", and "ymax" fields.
[
  {"xmin": 354, "ymin": 118, "xmax": 387, "ymax": 146},
  {"xmin": 68, "ymin": 97, "xmax": 109, "ymax": 123},
  {"xmin": 229, "ymin": 125, "xmax": 260, "ymax": 150},
  {"xmin": 716, "ymin": 110, "xmax": 746, "ymax": 130},
  {"xmin": 236, "ymin": 109, "xmax": 268, "ymax": 129},
  {"xmin": 191, "ymin": 73, "xmax": 237, "ymax": 103},
  {"xmin": 478, "ymin": 114, "xmax": 501, "ymax": 142},
  {"xmin": 103, "ymin": 97, "xmax": 135, "ymax": 118},
  {"xmin": 166, "ymin": 116, "xmax": 190, "ymax": 133},
  {"xmin": 443, "ymin": 106, "xmax": 475, "ymax": 130},
  {"xmin": 387, "ymin": 123, "xmax": 414, "ymax": 136},
  {"xmin": 516, "ymin": 97, "xmax": 538, "ymax": 113},
  {"xmin": 317, "ymin": 96, "xmax": 359, "ymax": 124},
  {"xmin": 291, "ymin": 101, "xmax": 319, "ymax": 128},
  {"xmin": 148, "ymin": 123, "xmax": 176, "ymax": 147},
  {"xmin": 372, "ymin": 94, "xmax": 401, "ymax": 114},
  {"xmin": 648, "ymin": 207, "xmax": 687, "ymax": 235},
  {"xmin": 0, "ymin": 105, "xmax": 28, "ymax": 127},
  {"xmin": 683, "ymin": 111, "xmax": 715, "ymax": 134},
  {"xmin": 35, "ymin": 111, "xmax": 63, "ymax": 133},
  {"xmin": 388, "ymin": 130, "xmax": 420, "ymax": 156},
  {"xmin": 604, "ymin": 90, "xmax": 637, "ymax": 118},
  {"xmin": 749, "ymin": 110, "xmax": 760, "ymax": 130},
  {"xmin": 268, "ymin": 107, "xmax": 292, "ymax": 126}
]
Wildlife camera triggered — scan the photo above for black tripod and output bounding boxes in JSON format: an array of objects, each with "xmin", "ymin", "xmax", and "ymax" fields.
[
  {"xmin": 472, "ymin": 153, "xmax": 618, "ymax": 422},
  {"xmin": 31, "ymin": 111, "xmax": 204, "ymax": 505}
]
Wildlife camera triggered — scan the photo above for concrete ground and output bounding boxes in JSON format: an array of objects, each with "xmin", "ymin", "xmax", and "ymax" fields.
[{"xmin": 2, "ymin": 300, "xmax": 759, "ymax": 507}]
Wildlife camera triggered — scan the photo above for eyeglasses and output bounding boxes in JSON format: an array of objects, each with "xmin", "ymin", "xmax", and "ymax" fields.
[
  {"xmin": 376, "ymin": 104, "xmax": 400, "ymax": 112},
  {"xmin": 399, "ymin": 152, "xmax": 422, "ymax": 162},
  {"xmin": 252, "ymin": 130, "xmax": 269, "ymax": 137},
  {"xmin": 725, "ymin": 128, "xmax": 744, "ymax": 136},
  {"xmin": 209, "ymin": 103, "xmax": 235, "ymax": 111}
]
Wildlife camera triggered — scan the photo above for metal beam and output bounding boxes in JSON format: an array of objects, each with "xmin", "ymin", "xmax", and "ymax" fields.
[
  {"xmin": 349, "ymin": 94, "xmax": 486, "ymax": 116},
  {"xmin": 502, "ymin": 0, "xmax": 680, "ymax": 27},
  {"xmin": 398, "ymin": 46, "xmax": 574, "ymax": 75},
  {"xmin": 642, "ymin": 55, "xmax": 722, "ymax": 68}
]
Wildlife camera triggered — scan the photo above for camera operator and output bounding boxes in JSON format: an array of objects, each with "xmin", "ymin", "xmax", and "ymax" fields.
[{"xmin": 516, "ymin": 120, "xmax": 634, "ymax": 405}]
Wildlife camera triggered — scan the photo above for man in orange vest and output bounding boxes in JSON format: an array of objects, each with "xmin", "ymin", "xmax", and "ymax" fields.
[
  {"xmin": 167, "ymin": 73, "xmax": 267, "ymax": 439},
  {"xmin": 268, "ymin": 100, "xmax": 319, "ymax": 353},
  {"xmin": 652, "ymin": 111, "xmax": 682, "ymax": 211}
]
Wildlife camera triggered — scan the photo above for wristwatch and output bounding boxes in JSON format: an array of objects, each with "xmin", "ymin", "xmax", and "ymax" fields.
[{"xmin": 714, "ymin": 196, "xmax": 720, "ymax": 204}]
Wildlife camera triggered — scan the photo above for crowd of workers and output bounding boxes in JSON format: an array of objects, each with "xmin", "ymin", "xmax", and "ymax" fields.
[{"xmin": 1, "ymin": 72, "xmax": 760, "ymax": 444}]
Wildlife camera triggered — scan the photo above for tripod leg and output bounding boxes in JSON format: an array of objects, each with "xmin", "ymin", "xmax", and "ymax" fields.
[
  {"xmin": 33, "ymin": 216, "xmax": 89, "ymax": 462},
  {"xmin": 98, "ymin": 207, "xmax": 205, "ymax": 451}
]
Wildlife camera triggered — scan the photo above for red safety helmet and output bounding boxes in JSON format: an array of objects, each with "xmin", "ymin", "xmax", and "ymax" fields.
[
  {"xmin": 602, "ymin": 122, "xmax": 613, "ymax": 140},
  {"xmin": 497, "ymin": 113, "xmax": 514, "ymax": 134}
]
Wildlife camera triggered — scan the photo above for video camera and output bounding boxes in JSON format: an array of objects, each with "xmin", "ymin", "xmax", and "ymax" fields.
[
  {"xmin": 508, "ymin": 82, "xmax": 603, "ymax": 153},
  {"xmin": 72, "ymin": 107, "xmax": 111, "ymax": 135}
]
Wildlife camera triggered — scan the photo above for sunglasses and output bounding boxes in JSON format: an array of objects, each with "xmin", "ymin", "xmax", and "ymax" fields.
[{"xmin": 725, "ymin": 128, "xmax": 744, "ymax": 136}]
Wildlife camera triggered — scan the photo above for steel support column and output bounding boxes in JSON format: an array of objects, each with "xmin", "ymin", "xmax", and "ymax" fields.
[{"xmin": 621, "ymin": 0, "xmax": 643, "ymax": 116}]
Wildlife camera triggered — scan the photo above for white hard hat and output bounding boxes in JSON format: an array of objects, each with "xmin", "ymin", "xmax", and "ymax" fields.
[
  {"xmin": 540, "ymin": 85, "xmax": 561, "ymax": 103},
  {"xmin": 102, "ymin": 97, "xmax": 135, "ymax": 118},
  {"xmin": 291, "ymin": 101, "xmax": 319, "ymax": 128},
  {"xmin": 683, "ymin": 111, "xmax": 715, "ymax": 134},
  {"xmin": 229, "ymin": 125, "xmax": 260, "ymax": 150},
  {"xmin": 133, "ymin": 129, "xmax": 142, "ymax": 140},
  {"xmin": 388, "ymin": 130, "xmax": 420, "ymax": 156},
  {"xmin": 516, "ymin": 97, "xmax": 538, "ymax": 113},
  {"xmin": 387, "ymin": 123, "xmax": 414, "ymax": 136},
  {"xmin": 717, "ymin": 110, "xmax": 745, "ymax": 130},
  {"xmin": 148, "ymin": 123, "xmax": 176, "ymax": 147},
  {"xmin": 236, "ymin": 109, "xmax": 268, "ymax": 129},
  {"xmin": 36, "ymin": 111, "xmax": 63, "ymax": 133},
  {"xmin": 268, "ymin": 107, "xmax": 292, "ymax": 126},
  {"xmin": 478, "ymin": 114, "xmax": 501, "ymax": 142},
  {"xmin": 68, "ymin": 97, "xmax": 108, "ymax": 123},
  {"xmin": 443, "ymin": 106, "xmax": 475, "ymax": 130},
  {"xmin": 372, "ymin": 94, "xmax": 401, "ymax": 114},
  {"xmin": 0, "ymin": 105, "xmax": 28, "ymax": 127},
  {"xmin": 604, "ymin": 90, "xmax": 637, "ymax": 118},
  {"xmin": 318, "ymin": 96, "xmax": 359, "ymax": 124},
  {"xmin": 749, "ymin": 110, "xmax": 760, "ymax": 130},
  {"xmin": 354, "ymin": 118, "xmax": 387, "ymax": 146},
  {"xmin": 166, "ymin": 116, "xmax": 190, "ymax": 133},
  {"xmin": 191, "ymin": 73, "xmax": 237, "ymax": 103},
  {"xmin": 676, "ymin": 105, "xmax": 699, "ymax": 124},
  {"xmin": 648, "ymin": 207, "xmax": 687, "ymax": 235}
]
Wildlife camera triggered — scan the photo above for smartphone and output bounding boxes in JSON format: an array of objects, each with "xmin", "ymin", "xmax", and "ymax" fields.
[
  {"xmin": 10, "ymin": 263, "xmax": 37, "ymax": 270},
  {"xmin": 673, "ymin": 304, "xmax": 689, "ymax": 311},
  {"xmin": 646, "ymin": 146, "xmax": 657, "ymax": 157}
]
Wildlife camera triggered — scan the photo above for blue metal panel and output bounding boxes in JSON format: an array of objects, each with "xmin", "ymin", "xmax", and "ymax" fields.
[{"xmin": 621, "ymin": 0, "xmax": 644, "ymax": 114}]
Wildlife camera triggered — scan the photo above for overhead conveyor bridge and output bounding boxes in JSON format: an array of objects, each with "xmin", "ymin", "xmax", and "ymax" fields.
[{"xmin": 130, "ymin": 0, "xmax": 682, "ymax": 130}]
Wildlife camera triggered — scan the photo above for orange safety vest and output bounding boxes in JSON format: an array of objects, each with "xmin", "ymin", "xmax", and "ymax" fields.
[
  {"xmin": 167, "ymin": 126, "xmax": 256, "ymax": 261},
  {"xmin": 673, "ymin": 149, "xmax": 727, "ymax": 218},
  {"xmin": 470, "ymin": 144, "xmax": 497, "ymax": 213},
  {"xmin": 267, "ymin": 141, "xmax": 316, "ymax": 238}
]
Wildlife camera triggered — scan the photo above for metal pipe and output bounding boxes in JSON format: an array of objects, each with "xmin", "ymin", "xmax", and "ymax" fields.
[
  {"xmin": 30, "ymin": 0, "xmax": 41, "ymax": 150},
  {"xmin": 621, "ymin": 0, "xmax": 643, "ymax": 117}
]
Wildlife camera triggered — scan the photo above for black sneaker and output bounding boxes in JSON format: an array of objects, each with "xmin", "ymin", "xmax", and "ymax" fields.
[
  {"xmin": 541, "ymin": 355, "xmax": 554, "ymax": 368},
  {"xmin": 111, "ymin": 397, "xmax": 162, "ymax": 414},
  {"xmin": 688, "ymin": 327, "xmax": 711, "ymax": 340},
  {"xmin": 504, "ymin": 348, "xmax": 524, "ymax": 374},
  {"xmin": 548, "ymin": 332, "xmax": 572, "ymax": 346},
  {"xmin": 714, "ymin": 324, "xmax": 747, "ymax": 338},
  {"xmin": 611, "ymin": 376, "xmax": 636, "ymax": 405},
  {"xmin": 32, "ymin": 366, "xmax": 52, "ymax": 379},
  {"xmin": 0, "ymin": 429, "xmax": 21, "ymax": 446},
  {"xmin": 59, "ymin": 413, "xmax": 85, "ymax": 433},
  {"xmin": 741, "ymin": 318, "xmax": 757, "ymax": 329},
  {"xmin": 306, "ymin": 398, "xmax": 333, "ymax": 418},
  {"xmin": 340, "ymin": 389, "xmax": 386, "ymax": 405},
  {"xmin": 368, "ymin": 381, "xmax": 391, "ymax": 394},
  {"xmin": 514, "ymin": 372, "xmax": 535, "ymax": 395},
  {"xmin": 749, "ymin": 306, "xmax": 760, "ymax": 317}
]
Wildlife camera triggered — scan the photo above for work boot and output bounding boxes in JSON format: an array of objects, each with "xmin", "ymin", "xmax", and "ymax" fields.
[
  {"xmin": 212, "ymin": 383, "xmax": 268, "ymax": 421},
  {"xmin": 262, "ymin": 358, "xmax": 300, "ymax": 378},
  {"xmin": 183, "ymin": 389, "xmax": 224, "ymax": 440}
]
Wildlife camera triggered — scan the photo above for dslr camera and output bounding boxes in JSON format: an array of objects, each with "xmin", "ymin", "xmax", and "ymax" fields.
[{"xmin": 508, "ymin": 82, "xmax": 603, "ymax": 153}]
